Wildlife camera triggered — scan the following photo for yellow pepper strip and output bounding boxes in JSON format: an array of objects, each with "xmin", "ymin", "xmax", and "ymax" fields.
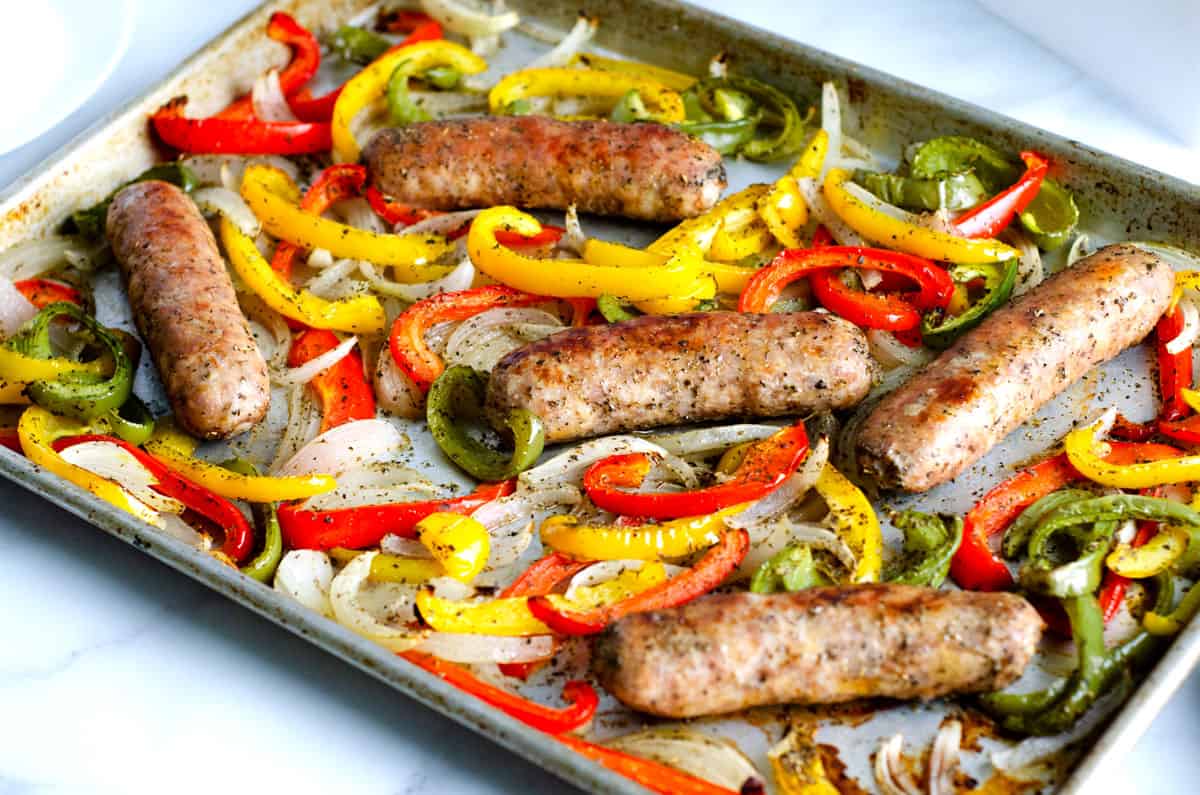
[
  {"xmin": 1107, "ymin": 524, "xmax": 1189, "ymax": 578},
  {"xmin": 416, "ymin": 591, "xmax": 552, "ymax": 636},
  {"xmin": 0, "ymin": 382, "xmax": 29, "ymax": 405},
  {"xmin": 241, "ymin": 164, "xmax": 453, "ymax": 281},
  {"xmin": 813, "ymin": 464, "xmax": 882, "ymax": 583},
  {"xmin": 579, "ymin": 239, "xmax": 719, "ymax": 309},
  {"xmin": 17, "ymin": 405, "xmax": 161, "ymax": 527},
  {"xmin": 823, "ymin": 168, "xmax": 1020, "ymax": 263},
  {"xmin": 568, "ymin": 53, "xmax": 696, "ymax": 92},
  {"xmin": 709, "ymin": 219, "xmax": 775, "ymax": 262},
  {"xmin": 632, "ymin": 273, "xmax": 720, "ymax": 314},
  {"xmin": 759, "ymin": 129, "xmax": 829, "ymax": 249},
  {"xmin": 540, "ymin": 504, "xmax": 746, "ymax": 561},
  {"xmin": 1065, "ymin": 415, "xmax": 1200, "ymax": 488},
  {"xmin": 143, "ymin": 426, "xmax": 335, "ymax": 503},
  {"xmin": 220, "ymin": 215, "xmax": 386, "ymax": 334},
  {"xmin": 370, "ymin": 554, "xmax": 444, "ymax": 584},
  {"xmin": 541, "ymin": 562, "xmax": 667, "ymax": 612},
  {"xmin": 488, "ymin": 67, "xmax": 685, "ymax": 123},
  {"xmin": 0, "ymin": 346, "xmax": 109, "ymax": 384},
  {"xmin": 415, "ymin": 512, "xmax": 490, "ymax": 583},
  {"xmin": 468, "ymin": 206, "xmax": 709, "ymax": 301},
  {"xmin": 1182, "ymin": 388, "xmax": 1200, "ymax": 414},
  {"xmin": 332, "ymin": 40, "xmax": 488, "ymax": 163},
  {"xmin": 1145, "ymin": 580, "xmax": 1200, "ymax": 636}
]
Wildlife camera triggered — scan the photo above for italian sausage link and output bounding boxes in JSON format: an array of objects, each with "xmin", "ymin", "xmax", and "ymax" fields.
[
  {"xmin": 856, "ymin": 244, "xmax": 1174, "ymax": 492},
  {"xmin": 593, "ymin": 585, "xmax": 1043, "ymax": 718},
  {"xmin": 107, "ymin": 180, "xmax": 270, "ymax": 440},
  {"xmin": 485, "ymin": 311, "xmax": 875, "ymax": 443},
  {"xmin": 363, "ymin": 116, "xmax": 725, "ymax": 222}
]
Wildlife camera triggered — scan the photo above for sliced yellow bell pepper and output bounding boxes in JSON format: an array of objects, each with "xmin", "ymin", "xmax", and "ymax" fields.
[
  {"xmin": 0, "ymin": 346, "xmax": 109, "ymax": 385},
  {"xmin": 540, "ymin": 504, "xmax": 746, "ymax": 561},
  {"xmin": 1107, "ymin": 523, "xmax": 1189, "ymax": 578},
  {"xmin": 631, "ymin": 272, "xmax": 721, "ymax": 314},
  {"xmin": 545, "ymin": 562, "xmax": 667, "ymax": 611},
  {"xmin": 813, "ymin": 464, "xmax": 881, "ymax": 583},
  {"xmin": 489, "ymin": 67, "xmax": 685, "ymax": 123},
  {"xmin": 415, "ymin": 511, "xmax": 490, "ymax": 583},
  {"xmin": 1145, "ymin": 580, "xmax": 1200, "ymax": 636},
  {"xmin": 143, "ymin": 425, "xmax": 335, "ymax": 502},
  {"xmin": 759, "ymin": 129, "xmax": 829, "ymax": 249},
  {"xmin": 220, "ymin": 215, "xmax": 386, "ymax": 334},
  {"xmin": 823, "ymin": 168, "xmax": 1020, "ymax": 263},
  {"xmin": 568, "ymin": 53, "xmax": 696, "ymax": 92},
  {"xmin": 416, "ymin": 591, "xmax": 551, "ymax": 636},
  {"xmin": 17, "ymin": 405, "xmax": 161, "ymax": 527},
  {"xmin": 332, "ymin": 40, "xmax": 488, "ymax": 163},
  {"xmin": 580, "ymin": 239, "xmax": 718, "ymax": 312},
  {"xmin": 240, "ymin": 164, "xmax": 452, "ymax": 281},
  {"xmin": 370, "ymin": 554, "xmax": 444, "ymax": 584},
  {"xmin": 1182, "ymin": 388, "xmax": 1200, "ymax": 414},
  {"xmin": 708, "ymin": 219, "xmax": 775, "ymax": 262},
  {"xmin": 1065, "ymin": 415, "xmax": 1200, "ymax": 488},
  {"xmin": 468, "ymin": 206, "xmax": 709, "ymax": 301}
]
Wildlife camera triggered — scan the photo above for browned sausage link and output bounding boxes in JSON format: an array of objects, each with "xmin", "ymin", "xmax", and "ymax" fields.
[
  {"xmin": 593, "ymin": 585, "xmax": 1043, "ymax": 718},
  {"xmin": 485, "ymin": 311, "xmax": 875, "ymax": 443},
  {"xmin": 106, "ymin": 180, "xmax": 270, "ymax": 440},
  {"xmin": 856, "ymin": 244, "xmax": 1175, "ymax": 492},
  {"xmin": 363, "ymin": 116, "xmax": 726, "ymax": 222}
]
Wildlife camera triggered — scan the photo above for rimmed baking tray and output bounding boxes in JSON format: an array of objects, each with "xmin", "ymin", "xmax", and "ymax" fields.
[{"xmin": 2, "ymin": 0, "xmax": 1199, "ymax": 791}]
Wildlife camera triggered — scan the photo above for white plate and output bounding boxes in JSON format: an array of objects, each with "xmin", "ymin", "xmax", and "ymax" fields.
[{"xmin": 0, "ymin": 0, "xmax": 135, "ymax": 156}]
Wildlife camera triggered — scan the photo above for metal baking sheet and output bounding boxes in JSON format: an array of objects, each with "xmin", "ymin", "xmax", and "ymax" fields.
[{"xmin": 2, "ymin": 0, "xmax": 1200, "ymax": 792}]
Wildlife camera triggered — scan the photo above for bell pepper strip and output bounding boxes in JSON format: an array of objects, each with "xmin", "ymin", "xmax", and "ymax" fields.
[
  {"xmin": 1095, "ymin": 517, "xmax": 1158, "ymax": 623},
  {"xmin": 1107, "ymin": 521, "xmax": 1189, "ymax": 579},
  {"xmin": 920, "ymin": 259, "xmax": 1019, "ymax": 349},
  {"xmin": 332, "ymin": 40, "xmax": 486, "ymax": 163},
  {"xmin": 329, "ymin": 25, "xmax": 393, "ymax": 65},
  {"xmin": 751, "ymin": 543, "xmax": 830, "ymax": 592},
  {"xmin": 414, "ymin": 511, "xmax": 490, "ymax": 583},
  {"xmin": 14, "ymin": 279, "xmax": 81, "ymax": 309},
  {"xmin": 219, "ymin": 215, "xmax": 387, "ymax": 334},
  {"xmin": 759, "ymin": 129, "xmax": 829, "ymax": 248},
  {"xmin": 708, "ymin": 218, "xmax": 775, "ymax": 263},
  {"xmin": 70, "ymin": 162, "xmax": 199, "ymax": 241},
  {"xmin": 569, "ymin": 53, "xmax": 696, "ymax": 92},
  {"xmin": 495, "ymin": 553, "xmax": 592, "ymax": 678},
  {"xmin": 400, "ymin": 651, "xmax": 598, "ymax": 734},
  {"xmin": 468, "ymin": 207, "xmax": 710, "ymax": 302},
  {"xmin": 1065, "ymin": 414, "xmax": 1200, "ymax": 488},
  {"xmin": 365, "ymin": 186, "xmax": 438, "ymax": 227},
  {"xmin": 288, "ymin": 87, "xmax": 344, "ymax": 123},
  {"xmin": 951, "ymin": 152, "xmax": 1049, "ymax": 238},
  {"xmin": 0, "ymin": 342, "xmax": 109, "ymax": 386},
  {"xmin": 221, "ymin": 459, "xmax": 284, "ymax": 583},
  {"xmin": 823, "ymin": 168, "xmax": 1020, "ymax": 263},
  {"xmin": 583, "ymin": 422, "xmax": 809, "ymax": 519},
  {"xmin": 427, "ymin": 365, "xmax": 545, "ymax": 481},
  {"xmin": 277, "ymin": 479, "xmax": 513, "ymax": 550},
  {"xmin": 389, "ymin": 285, "xmax": 549, "ymax": 392},
  {"xmin": 1145, "ymin": 579, "xmax": 1200, "ymax": 636},
  {"xmin": 287, "ymin": 329, "xmax": 376, "ymax": 433},
  {"xmin": 564, "ymin": 296, "xmax": 596, "ymax": 326},
  {"xmin": 559, "ymin": 735, "xmax": 740, "ymax": 795},
  {"xmin": 883, "ymin": 510, "xmax": 963, "ymax": 588},
  {"xmin": 0, "ymin": 426, "xmax": 20, "ymax": 453},
  {"xmin": 216, "ymin": 12, "xmax": 321, "ymax": 120},
  {"xmin": 686, "ymin": 76, "xmax": 809, "ymax": 162},
  {"xmin": 270, "ymin": 164, "xmax": 368, "ymax": 280},
  {"xmin": 1155, "ymin": 304, "xmax": 1192, "ymax": 422},
  {"xmin": 1158, "ymin": 414, "xmax": 1200, "ymax": 444},
  {"xmin": 1107, "ymin": 413, "xmax": 1156, "ymax": 442},
  {"xmin": 1019, "ymin": 177, "xmax": 1079, "ymax": 250},
  {"xmin": 368, "ymin": 554, "xmax": 443, "ymax": 584},
  {"xmin": 240, "ymin": 165, "xmax": 453, "ymax": 281},
  {"xmin": 540, "ymin": 503, "xmax": 746, "ymax": 561},
  {"xmin": 808, "ymin": 269, "xmax": 922, "ymax": 331},
  {"xmin": 143, "ymin": 423, "xmax": 335, "ymax": 502},
  {"xmin": 152, "ymin": 97, "xmax": 332, "ymax": 155},
  {"xmin": 488, "ymin": 67, "xmax": 685, "ymax": 123},
  {"xmin": 528, "ymin": 527, "xmax": 749, "ymax": 635},
  {"xmin": 650, "ymin": 185, "xmax": 771, "ymax": 264},
  {"xmin": 55, "ymin": 434, "xmax": 254, "ymax": 561},
  {"xmin": 856, "ymin": 169, "xmax": 989, "ymax": 214},
  {"xmin": 415, "ymin": 591, "xmax": 551, "ymax": 636},
  {"xmin": 1001, "ymin": 488, "xmax": 1094, "ymax": 561},
  {"xmin": 98, "ymin": 394, "xmax": 156, "ymax": 446},
  {"xmin": 596, "ymin": 294, "xmax": 640, "ymax": 323},
  {"xmin": 813, "ymin": 464, "xmax": 883, "ymax": 583}
]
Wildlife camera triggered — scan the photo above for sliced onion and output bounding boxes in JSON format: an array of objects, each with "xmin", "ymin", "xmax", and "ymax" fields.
[
  {"xmin": 1167, "ymin": 293, "xmax": 1200, "ymax": 355},
  {"xmin": 160, "ymin": 513, "xmax": 212, "ymax": 549},
  {"xmin": 650, "ymin": 424, "xmax": 780, "ymax": 458},
  {"xmin": 276, "ymin": 419, "xmax": 406, "ymax": 477},
  {"xmin": 560, "ymin": 204, "xmax": 586, "ymax": 254},
  {"xmin": 607, "ymin": 727, "xmax": 763, "ymax": 793},
  {"xmin": 238, "ymin": 290, "xmax": 291, "ymax": 372},
  {"xmin": 271, "ymin": 384, "xmax": 322, "ymax": 472},
  {"xmin": 991, "ymin": 684, "xmax": 1125, "ymax": 780},
  {"xmin": 308, "ymin": 248, "xmax": 335, "ymax": 269},
  {"xmin": 520, "ymin": 437, "xmax": 671, "ymax": 490},
  {"xmin": 928, "ymin": 721, "xmax": 962, "ymax": 795},
  {"xmin": 867, "ymin": 329, "xmax": 933, "ymax": 371},
  {"xmin": 252, "ymin": 69, "xmax": 299, "ymax": 122},
  {"xmin": 1005, "ymin": 227, "xmax": 1044, "ymax": 296},
  {"xmin": 415, "ymin": 632, "xmax": 555, "ymax": 663},
  {"xmin": 820, "ymin": 81, "xmax": 842, "ymax": 178},
  {"xmin": 430, "ymin": 575, "xmax": 476, "ymax": 601},
  {"xmin": 329, "ymin": 551, "xmax": 424, "ymax": 651},
  {"xmin": 381, "ymin": 535, "xmax": 434, "ymax": 558},
  {"xmin": 1067, "ymin": 233, "xmax": 1092, "ymax": 266},
  {"xmin": 727, "ymin": 437, "xmax": 829, "ymax": 532},
  {"xmin": 444, "ymin": 307, "xmax": 564, "ymax": 373},
  {"xmin": 842, "ymin": 180, "xmax": 925, "ymax": 226},
  {"xmin": 524, "ymin": 13, "xmax": 597, "ymax": 69},
  {"xmin": 421, "ymin": 0, "xmax": 519, "ymax": 38},
  {"xmin": 273, "ymin": 335, "xmax": 358, "ymax": 386},
  {"xmin": 301, "ymin": 461, "xmax": 441, "ymax": 512},
  {"xmin": 874, "ymin": 735, "xmax": 923, "ymax": 795},
  {"xmin": 0, "ymin": 236, "xmax": 92, "ymax": 281},
  {"xmin": 274, "ymin": 549, "xmax": 335, "ymax": 617},
  {"xmin": 182, "ymin": 154, "xmax": 299, "ymax": 188},
  {"xmin": 708, "ymin": 52, "xmax": 729, "ymax": 79},
  {"xmin": 192, "ymin": 186, "xmax": 261, "ymax": 238},
  {"xmin": 402, "ymin": 209, "xmax": 481, "ymax": 236},
  {"xmin": 0, "ymin": 278, "xmax": 39, "ymax": 338},
  {"xmin": 338, "ymin": 197, "xmax": 386, "ymax": 234},
  {"xmin": 374, "ymin": 345, "xmax": 424, "ymax": 419},
  {"xmin": 563, "ymin": 560, "xmax": 687, "ymax": 602},
  {"xmin": 59, "ymin": 441, "xmax": 185, "ymax": 514},
  {"xmin": 305, "ymin": 258, "xmax": 361, "ymax": 298},
  {"xmin": 796, "ymin": 176, "xmax": 868, "ymax": 247},
  {"xmin": 360, "ymin": 255, "xmax": 475, "ymax": 302},
  {"xmin": 408, "ymin": 90, "xmax": 490, "ymax": 117},
  {"xmin": 473, "ymin": 485, "xmax": 581, "ymax": 567}
]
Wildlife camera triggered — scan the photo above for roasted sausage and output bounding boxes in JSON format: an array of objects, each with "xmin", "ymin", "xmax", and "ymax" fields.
[
  {"xmin": 485, "ymin": 311, "xmax": 875, "ymax": 443},
  {"xmin": 107, "ymin": 181, "xmax": 270, "ymax": 440},
  {"xmin": 593, "ymin": 585, "xmax": 1043, "ymax": 718},
  {"xmin": 856, "ymin": 244, "xmax": 1174, "ymax": 492},
  {"xmin": 362, "ymin": 116, "xmax": 725, "ymax": 222}
]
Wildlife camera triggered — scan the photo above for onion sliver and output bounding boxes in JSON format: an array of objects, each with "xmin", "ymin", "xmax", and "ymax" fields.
[
  {"xmin": 520, "ymin": 437, "xmax": 671, "ymax": 490},
  {"xmin": 1167, "ymin": 293, "xmax": 1200, "ymax": 355},
  {"xmin": 524, "ymin": 13, "xmax": 597, "ymax": 69},
  {"xmin": 820, "ymin": 81, "xmax": 842, "ymax": 179},
  {"xmin": 192, "ymin": 186, "xmax": 261, "ymax": 238},
  {"xmin": 607, "ymin": 727, "xmax": 763, "ymax": 793},
  {"xmin": 374, "ymin": 344, "xmax": 424, "ymax": 419},
  {"xmin": 361, "ymin": 255, "xmax": 475, "ymax": 302},
  {"xmin": 649, "ymin": 424, "xmax": 779, "ymax": 457},
  {"xmin": 929, "ymin": 721, "xmax": 962, "ymax": 795},
  {"xmin": 0, "ymin": 278, "xmax": 38, "ymax": 338},
  {"xmin": 276, "ymin": 419, "xmax": 406, "ymax": 477},
  {"xmin": 252, "ymin": 69, "xmax": 298, "ymax": 122},
  {"xmin": 867, "ymin": 328, "xmax": 933, "ymax": 370},
  {"xmin": 420, "ymin": 0, "xmax": 519, "ymax": 39},
  {"xmin": 874, "ymin": 734, "xmax": 922, "ymax": 795},
  {"xmin": 415, "ymin": 632, "xmax": 555, "ymax": 664},
  {"xmin": 403, "ymin": 209, "xmax": 481, "ymax": 236},
  {"xmin": 274, "ymin": 335, "xmax": 358, "ymax": 386},
  {"xmin": 0, "ymin": 236, "xmax": 93, "ymax": 281},
  {"xmin": 274, "ymin": 550, "xmax": 335, "ymax": 617},
  {"xmin": 329, "ymin": 551, "xmax": 424, "ymax": 651},
  {"xmin": 182, "ymin": 154, "xmax": 299, "ymax": 188},
  {"xmin": 796, "ymin": 176, "xmax": 868, "ymax": 247},
  {"xmin": 727, "ymin": 437, "xmax": 829, "ymax": 532},
  {"xmin": 1006, "ymin": 226, "xmax": 1044, "ymax": 296},
  {"xmin": 59, "ymin": 441, "xmax": 185, "ymax": 514}
]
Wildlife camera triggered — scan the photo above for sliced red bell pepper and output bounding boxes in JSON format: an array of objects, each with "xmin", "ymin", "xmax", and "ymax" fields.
[
  {"xmin": 389, "ymin": 286, "xmax": 551, "ymax": 392},
  {"xmin": 558, "ymin": 735, "xmax": 741, "ymax": 795},
  {"xmin": 14, "ymin": 279, "xmax": 82, "ymax": 309},
  {"xmin": 288, "ymin": 330, "xmax": 376, "ymax": 433},
  {"xmin": 400, "ymin": 651, "xmax": 597, "ymax": 734},
  {"xmin": 152, "ymin": 97, "xmax": 332, "ymax": 156},
  {"xmin": 272, "ymin": 164, "xmax": 368, "ymax": 280},
  {"xmin": 365, "ymin": 186, "xmax": 437, "ymax": 227},
  {"xmin": 497, "ymin": 553, "xmax": 593, "ymax": 679},
  {"xmin": 1159, "ymin": 414, "xmax": 1200, "ymax": 444},
  {"xmin": 809, "ymin": 269, "xmax": 923, "ymax": 331},
  {"xmin": 54, "ymin": 434, "xmax": 253, "ymax": 561},
  {"xmin": 584, "ymin": 423, "xmax": 809, "ymax": 519},
  {"xmin": 810, "ymin": 225, "xmax": 834, "ymax": 248},
  {"xmin": 217, "ymin": 12, "xmax": 321, "ymax": 120},
  {"xmin": 564, "ymin": 297, "xmax": 597, "ymax": 327},
  {"xmin": 1157, "ymin": 304, "xmax": 1193, "ymax": 422},
  {"xmin": 1109, "ymin": 414, "xmax": 1156, "ymax": 442},
  {"xmin": 527, "ymin": 528, "xmax": 749, "ymax": 635},
  {"xmin": 952, "ymin": 151, "xmax": 1049, "ymax": 239},
  {"xmin": 0, "ymin": 426, "xmax": 21, "ymax": 453},
  {"xmin": 381, "ymin": 9, "xmax": 439, "ymax": 33},
  {"xmin": 278, "ymin": 479, "xmax": 513, "ymax": 550}
]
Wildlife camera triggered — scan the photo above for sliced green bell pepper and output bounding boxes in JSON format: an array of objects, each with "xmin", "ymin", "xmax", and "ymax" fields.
[
  {"xmin": 70, "ymin": 163, "xmax": 199, "ymax": 241},
  {"xmin": 856, "ymin": 169, "xmax": 989, "ymax": 212},
  {"xmin": 883, "ymin": 509, "xmax": 963, "ymax": 587},
  {"xmin": 920, "ymin": 257, "xmax": 1019, "ymax": 350}
]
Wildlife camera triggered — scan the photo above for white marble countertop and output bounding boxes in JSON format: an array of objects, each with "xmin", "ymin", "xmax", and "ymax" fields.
[{"xmin": 2, "ymin": 2, "xmax": 1198, "ymax": 793}]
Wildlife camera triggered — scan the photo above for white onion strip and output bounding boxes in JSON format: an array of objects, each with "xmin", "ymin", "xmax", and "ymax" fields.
[
  {"xmin": 192, "ymin": 186, "xmax": 261, "ymax": 238},
  {"xmin": 867, "ymin": 329, "xmax": 933, "ymax": 370},
  {"xmin": 1005, "ymin": 227, "xmax": 1044, "ymax": 296},
  {"xmin": 820, "ymin": 81, "xmax": 842, "ymax": 178},
  {"xmin": 415, "ymin": 632, "xmax": 555, "ymax": 664},
  {"xmin": 0, "ymin": 237, "xmax": 93, "ymax": 281},
  {"xmin": 928, "ymin": 721, "xmax": 962, "ymax": 795},
  {"xmin": 521, "ymin": 437, "xmax": 670, "ymax": 490},
  {"xmin": 276, "ymin": 419, "xmax": 406, "ymax": 477},
  {"xmin": 402, "ymin": 209, "xmax": 481, "ymax": 236},
  {"xmin": 796, "ymin": 177, "xmax": 868, "ymax": 247},
  {"xmin": 420, "ymin": 0, "xmax": 519, "ymax": 38},
  {"xmin": 274, "ymin": 335, "xmax": 358, "ymax": 386},
  {"xmin": 252, "ymin": 69, "xmax": 299, "ymax": 122},
  {"xmin": 1167, "ymin": 293, "xmax": 1200, "ymax": 355},
  {"xmin": 727, "ymin": 437, "xmax": 829, "ymax": 531},
  {"xmin": 361, "ymin": 256, "xmax": 476, "ymax": 302},
  {"xmin": 649, "ymin": 424, "xmax": 779, "ymax": 457},
  {"xmin": 524, "ymin": 13, "xmax": 597, "ymax": 69},
  {"xmin": 874, "ymin": 735, "xmax": 923, "ymax": 795},
  {"xmin": 0, "ymin": 278, "xmax": 39, "ymax": 338}
]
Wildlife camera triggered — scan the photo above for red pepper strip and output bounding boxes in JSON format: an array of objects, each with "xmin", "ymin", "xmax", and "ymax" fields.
[
  {"xmin": 809, "ymin": 269, "xmax": 922, "ymax": 331},
  {"xmin": 14, "ymin": 279, "xmax": 82, "ymax": 308},
  {"xmin": 382, "ymin": 9, "xmax": 439, "ymax": 32},
  {"xmin": 278, "ymin": 479, "xmax": 513, "ymax": 550},
  {"xmin": 951, "ymin": 443, "xmax": 1185, "ymax": 592},
  {"xmin": 497, "ymin": 553, "xmax": 593, "ymax": 679},
  {"xmin": 952, "ymin": 151, "xmax": 1050, "ymax": 239},
  {"xmin": 1110, "ymin": 414, "xmax": 1156, "ymax": 442},
  {"xmin": 389, "ymin": 286, "xmax": 551, "ymax": 392},
  {"xmin": 365, "ymin": 186, "xmax": 438, "ymax": 227},
  {"xmin": 891, "ymin": 326, "xmax": 924, "ymax": 348},
  {"xmin": 528, "ymin": 528, "xmax": 749, "ymax": 635},
  {"xmin": 1159, "ymin": 415, "xmax": 1200, "ymax": 444},
  {"xmin": 565, "ymin": 297, "xmax": 597, "ymax": 327},
  {"xmin": 54, "ymin": 434, "xmax": 253, "ymax": 561},
  {"xmin": 271, "ymin": 164, "xmax": 368, "ymax": 280},
  {"xmin": 1157, "ymin": 304, "xmax": 1193, "ymax": 422},
  {"xmin": 738, "ymin": 246, "xmax": 954, "ymax": 319},
  {"xmin": 217, "ymin": 12, "xmax": 321, "ymax": 120},
  {"xmin": 0, "ymin": 427, "xmax": 21, "ymax": 453},
  {"xmin": 810, "ymin": 225, "xmax": 834, "ymax": 248},
  {"xmin": 585, "ymin": 423, "xmax": 809, "ymax": 519},
  {"xmin": 288, "ymin": 330, "xmax": 376, "ymax": 433},
  {"xmin": 558, "ymin": 735, "xmax": 740, "ymax": 795},
  {"xmin": 448, "ymin": 224, "xmax": 566, "ymax": 247},
  {"xmin": 400, "ymin": 651, "xmax": 598, "ymax": 734},
  {"xmin": 152, "ymin": 97, "xmax": 332, "ymax": 155}
]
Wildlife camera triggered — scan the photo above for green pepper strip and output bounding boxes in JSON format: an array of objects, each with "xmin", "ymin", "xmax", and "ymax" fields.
[
  {"xmin": 1020, "ymin": 178, "xmax": 1079, "ymax": 251},
  {"xmin": 14, "ymin": 302, "xmax": 132, "ymax": 421},
  {"xmin": 224, "ymin": 459, "xmax": 284, "ymax": 583},
  {"xmin": 883, "ymin": 510, "xmax": 963, "ymax": 588},
  {"xmin": 1145, "ymin": 580, "xmax": 1200, "ymax": 636},
  {"xmin": 596, "ymin": 294, "xmax": 641, "ymax": 323},
  {"xmin": 677, "ymin": 116, "xmax": 761, "ymax": 156},
  {"xmin": 1027, "ymin": 495, "xmax": 1200, "ymax": 563},
  {"xmin": 99, "ymin": 395, "xmax": 156, "ymax": 446},
  {"xmin": 1020, "ymin": 520, "xmax": 1114, "ymax": 598},
  {"xmin": 908, "ymin": 135, "xmax": 1022, "ymax": 192},
  {"xmin": 329, "ymin": 25, "xmax": 391, "ymax": 64},
  {"xmin": 921, "ymin": 258, "xmax": 1019, "ymax": 350},
  {"xmin": 750, "ymin": 544, "xmax": 831, "ymax": 593},
  {"xmin": 856, "ymin": 170, "xmax": 989, "ymax": 213},
  {"xmin": 688, "ymin": 76, "xmax": 807, "ymax": 161},
  {"xmin": 610, "ymin": 90, "xmax": 650, "ymax": 123},
  {"xmin": 1001, "ymin": 488, "xmax": 1093, "ymax": 559},
  {"xmin": 427, "ymin": 365, "xmax": 545, "ymax": 481},
  {"xmin": 70, "ymin": 163, "xmax": 198, "ymax": 241}
]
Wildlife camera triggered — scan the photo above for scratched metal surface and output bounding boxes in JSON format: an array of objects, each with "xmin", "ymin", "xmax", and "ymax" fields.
[{"xmin": 1, "ymin": 0, "xmax": 1199, "ymax": 792}]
